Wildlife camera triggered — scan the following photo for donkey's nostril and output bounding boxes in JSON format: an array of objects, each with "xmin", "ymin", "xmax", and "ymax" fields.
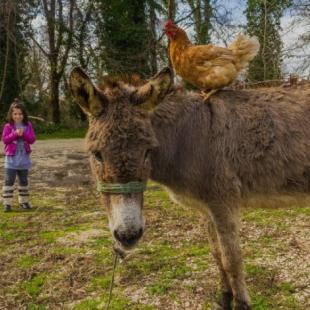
[{"xmin": 113, "ymin": 228, "xmax": 144, "ymax": 248}]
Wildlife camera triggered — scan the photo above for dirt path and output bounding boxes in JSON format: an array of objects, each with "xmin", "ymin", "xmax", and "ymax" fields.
[{"xmin": 0, "ymin": 139, "xmax": 91, "ymax": 188}]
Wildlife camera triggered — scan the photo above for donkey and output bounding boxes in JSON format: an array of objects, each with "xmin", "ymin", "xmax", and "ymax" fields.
[{"xmin": 69, "ymin": 67, "xmax": 310, "ymax": 310}]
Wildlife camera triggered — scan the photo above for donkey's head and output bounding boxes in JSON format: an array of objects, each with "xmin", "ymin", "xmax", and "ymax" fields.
[{"xmin": 69, "ymin": 67, "xmax": 172, "ymax": 249}]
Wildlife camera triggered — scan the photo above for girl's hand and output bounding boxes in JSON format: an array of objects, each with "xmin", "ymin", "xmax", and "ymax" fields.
[{"xmin": 16, "ymin": 128, "xmax": 24, "ymax": 136}]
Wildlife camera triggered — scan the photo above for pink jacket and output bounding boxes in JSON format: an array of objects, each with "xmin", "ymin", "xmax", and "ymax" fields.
[{"xmin": 2, "ymin": 122, "xmax": 36, "ymax": 156}]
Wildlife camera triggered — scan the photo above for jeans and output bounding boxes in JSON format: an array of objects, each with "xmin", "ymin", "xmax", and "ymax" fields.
[
  {"xmin": 3, "ymin": 169, "xmax": 30, "ymax": 205},
  {"xmin": 4, "ymin": 169, "xmax": 28, "ymax": 187}
]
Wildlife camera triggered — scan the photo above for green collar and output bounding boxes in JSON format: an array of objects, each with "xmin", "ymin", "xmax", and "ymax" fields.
[{"xmin": 97, "ymin": 181, "xmax": 147, "ymax": 194}]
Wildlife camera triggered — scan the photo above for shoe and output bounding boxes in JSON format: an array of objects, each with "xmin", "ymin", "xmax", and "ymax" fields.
[
  {"xmin": 20, "ymin": 203, "xmax": 32, "ymax": 210},
  {"xmin": 4, "ymin": 205, "xmax": 12, "ymax": 212}
]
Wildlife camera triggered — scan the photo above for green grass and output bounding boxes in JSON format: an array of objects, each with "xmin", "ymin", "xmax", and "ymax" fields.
[
  {"xmin": 0, "ymin": 221, "xmax": 28, "ymax": 241},
  {"xmin": 0, "ymin": 185, "xmax": 308, "ymax": 309},
  {"xmin": 39, "ymin": 230, "xmax": 66, "ymax": 243},
  {"xmin": 73, "ymin": 295, "xmax": 155, "ymax": 310},
  {"xmin": 52, "ymin": 246, "xmax": 82, "ymax": 255},
  {"xmin": 22, "ymin": 274, "xmax": 46, "ymax": 298},
  {"xmin": 146, "ymin": 280, "xmax": 172, "ymax": 295},
  {"xmin": 73, "ymin": 298, "xmax": 102, "ymax": 310},
  {"xmin": 26, "ymin": 304, "xmax": 46, "ymax": 310},
  {"xmin": 90, "ymin": 275, "xmax": 111, "ymax": 290},
  {"xmin": 16, "ymin": 255, "xmax": 37, "ymax": 268},
  {"xmin": 252, "ymin": 295, "xmax": 270, "ymax": 309},
  {"xmin": 36, "ymin": 127, "xmax": 86, "ymax": 140}
]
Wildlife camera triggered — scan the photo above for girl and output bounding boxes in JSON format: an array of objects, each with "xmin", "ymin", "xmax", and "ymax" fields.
[{"xmin": 2, "ymin": 99, "xmax": 36, "ymax": 212}]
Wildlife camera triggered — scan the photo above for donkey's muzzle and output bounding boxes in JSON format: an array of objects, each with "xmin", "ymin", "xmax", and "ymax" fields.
[
  {"xmin": 108, "ymin": 193, "xmax": 145, "ymax": 249},
  {"xmin": 113, "ymin": 227, "xmax": 144, "ymax": 248}
]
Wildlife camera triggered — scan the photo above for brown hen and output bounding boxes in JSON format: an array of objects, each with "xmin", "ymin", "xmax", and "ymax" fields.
[{"xmin": 164, "ymin": 20, "xmax": 260, "ymax": 101}]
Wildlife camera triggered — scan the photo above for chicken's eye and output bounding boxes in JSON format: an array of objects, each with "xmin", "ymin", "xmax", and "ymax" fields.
[{"xmin": 93, "ymin": 151, "xmax": 103, "ymax": 163}]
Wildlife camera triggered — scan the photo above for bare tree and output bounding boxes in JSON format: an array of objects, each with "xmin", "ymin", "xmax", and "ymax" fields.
[
  {"xmin": 74, "ymin": 1, "xmax": 94, "ymax": 70},
  {"xmin": 284, "ymin": 0, "xmax": 310, "ymax": 77},
  {"xmin": 184, "ymin": 0, "xmax": 212, "ymax": 44},
  {"xmin": 30, "ymin": 0, "xmax": 74, "ymax": 123}
]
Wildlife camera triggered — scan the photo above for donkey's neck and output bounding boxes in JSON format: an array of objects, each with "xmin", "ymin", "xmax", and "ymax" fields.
[{"xmin": 149, "ymin": 92, "xmax": 211, "ymax": 190}]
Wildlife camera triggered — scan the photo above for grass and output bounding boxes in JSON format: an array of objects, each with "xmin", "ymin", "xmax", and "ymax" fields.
[
  {"xmin": 39, "ymin": 230, "xmax": 66, "ymax": 243},
  {"xmin": 22, "ymin": 274, "xmax": 46, "ymax": 298},
  {"xmin": 26, "ymin": 304, "xmax": 46, "ymax": 310},
  {"xmin": 146, "ymin": 280, "xmax": 172, "ymax": 295},
  {"xmin": 0, "ymin": 186, "xmax": 308, "ymax": 309},
  {"xmin": 16, "ymin": 255, "xmax": 38, "ymax": 268},
  {"xmin": 36, "ymin": 127, "xmax": 86, "ymax": 140}
]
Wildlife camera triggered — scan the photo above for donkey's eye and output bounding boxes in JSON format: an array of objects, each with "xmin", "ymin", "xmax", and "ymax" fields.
[{"xmin": 93, "ymin": 151, "xmax": 103, "ymax": 162}]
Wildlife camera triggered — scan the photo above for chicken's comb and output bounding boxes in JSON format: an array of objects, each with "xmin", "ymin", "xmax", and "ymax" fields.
[{"xmin": 164, "ymin": 19, "xmax": 175, "ymax": 28}]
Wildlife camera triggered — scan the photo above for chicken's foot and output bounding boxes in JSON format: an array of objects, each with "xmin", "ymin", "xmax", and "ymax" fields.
[{"xmin": 200, "ymin": 89, "xmax": 218, "ymax": 102}]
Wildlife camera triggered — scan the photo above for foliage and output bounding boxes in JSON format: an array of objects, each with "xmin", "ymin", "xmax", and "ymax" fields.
[
  {"xmin": 95, "ymin": 0, "xmax": 152, "ymax": 77},
  {"xmin": 246, "ymin": 0, "xmax": 292, "ymax": 81},
  {"xmin": 0, "ymin": 0, "xmax": 35, "ymax": 115},
  {"xmin": 32, "ymin": 122, "xmax": 87, "ymax": 140},
  {"xmin": 184, "ymin": 0, "xmax": 212, "ymax": 44},
  {"xmin": 1, "ymin": 0, "xmax": 309, "ymax": 124},
  {"xmin": 36, "ymin": 127, "xmax": 87, "ymax": 140}
]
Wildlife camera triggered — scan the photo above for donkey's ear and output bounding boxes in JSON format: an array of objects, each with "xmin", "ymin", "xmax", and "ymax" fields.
[
  {"xmin": 69, "ymin": 67, "xmax": 108, "ymax": 117},
  {"xmin": 131, "ymin": 67, "xmax": 172, "ymax": 109}
]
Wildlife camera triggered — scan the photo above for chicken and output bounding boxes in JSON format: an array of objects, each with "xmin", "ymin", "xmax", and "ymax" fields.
[{"xmin": 164, "ymin": 20, "xmax": 260, "ymax": 101}]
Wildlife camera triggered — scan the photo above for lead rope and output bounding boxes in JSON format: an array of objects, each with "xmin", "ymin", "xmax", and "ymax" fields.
[
  {"xmin": 106, "ymin": 245, "xmax": 126, "ymax": 310},
  {"xmin": 106, "ymin": 252, "xmax": 118, "ymax": 310}
]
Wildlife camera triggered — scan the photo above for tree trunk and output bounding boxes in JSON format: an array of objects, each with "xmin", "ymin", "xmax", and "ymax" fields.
[
  {"xmin": 167, "ymin": 0, "xmax": 176, "ymax": 80},
  {"xmin": 51, "ymin": 74, "xmax": 60, "ymax": 123},
  {"xmin": 187, "ymin": 0, "xmax": 212, "ymax": 44},
  {"xmin": 39, "ymin": 0, "xmax": 74, "ymax": 123},
  {"xmin": 149, "ymin": 3, "xmax": 158, "ymax": 75}
]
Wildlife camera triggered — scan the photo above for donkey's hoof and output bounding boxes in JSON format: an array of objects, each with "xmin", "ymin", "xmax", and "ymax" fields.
[
  {"xmin": 234, "ymin": 299, "xmax": 251, "ymax": 310},
  {"xmin": 213, "ymin": 291, "xmax": 233, "ymax": 310}
]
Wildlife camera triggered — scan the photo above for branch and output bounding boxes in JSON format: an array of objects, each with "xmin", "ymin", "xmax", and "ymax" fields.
[
  {"xmin": 156, "ymin": 6, "xmax": 199, "ymax": 43},
  {"xmin": 0, "ymin": 6, "xmax": 11, "ymax": 102},
  {"xmin": 55, "ymin": 0, "xmax": 64, "ymax": 56},
  {"xmin": 28, "ymin": 32, "xmax": 50, "ymax": 58},
  {"xmin": 42, "ymin": 0, "xmax": 56, "ymax": 61},
  {"xmin": 167, "ymin": 0, "xmax": 175, "ymax": 77},
  {"xmin": 57, "ymin": 0, "xmax": 75, "ymax": 78},
  {"xmin": 175, "ymin": 5, "xmax": 199, "ymax": 24}
]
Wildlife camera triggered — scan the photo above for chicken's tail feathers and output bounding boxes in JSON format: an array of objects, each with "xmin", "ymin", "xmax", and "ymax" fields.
[{"xmin": 229, "ymin": 34, "xmax": 260, "ymax": 71}]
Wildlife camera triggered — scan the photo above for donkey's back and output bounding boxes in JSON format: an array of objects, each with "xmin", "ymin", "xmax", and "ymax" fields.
[
  {"xmin": 218, "ymin": 86, "xmax": 310, "ymax": 195},
  {"xmin": 151, "ymin": 85, "xmax": 310, "ymax": 200}
]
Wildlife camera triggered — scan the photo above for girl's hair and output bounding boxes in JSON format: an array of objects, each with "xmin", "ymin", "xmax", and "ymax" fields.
[{"xmin": 6, "ymin": 98, "xmax": 29, "ymax": 125}]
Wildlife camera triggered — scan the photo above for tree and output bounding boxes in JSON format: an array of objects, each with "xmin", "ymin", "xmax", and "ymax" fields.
[
  {"xmin": 22, "ymin": 43, "xmax": 49, "ymax": 117},
  {"xmin": 73, "ymin": 1, "xmax": 94, "ymax": 70},
  {"xmin": 0, "ymin": 0, "xmax": 29, "ymax": 116},
  {"xmin": 185, "ymin": 0, "xmax": 212, "ymax": 44},
  {"xmin": 69, "ymin": 0, "xmax": 95, "ymax": 122},
  {"xmin": 30, "ymin": 0, "xmax": 74, "ymax": 123},
  {"xmin": 147, "ymin": 0, "xmax": 166, "ymax": 75},
  {"xmin": 246, "ymin": 0, "xmax": 292, "ymax": 81},
  {"xmin": 286, "ymin": 0, "xmax": 310, "ymax": 76},
  {"xmin": 95, "ymin": 0, "xmax": 152, "ymax": 77}
]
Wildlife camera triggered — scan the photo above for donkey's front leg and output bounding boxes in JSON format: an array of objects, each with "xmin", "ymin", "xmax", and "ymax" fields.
[
  {"xmin": 207, "ymin": 218, "xmax": 233, "ymax": 310},
  {"xmin": 209, "ymin": 203, "xmax": 251, "ymax": 310}
]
